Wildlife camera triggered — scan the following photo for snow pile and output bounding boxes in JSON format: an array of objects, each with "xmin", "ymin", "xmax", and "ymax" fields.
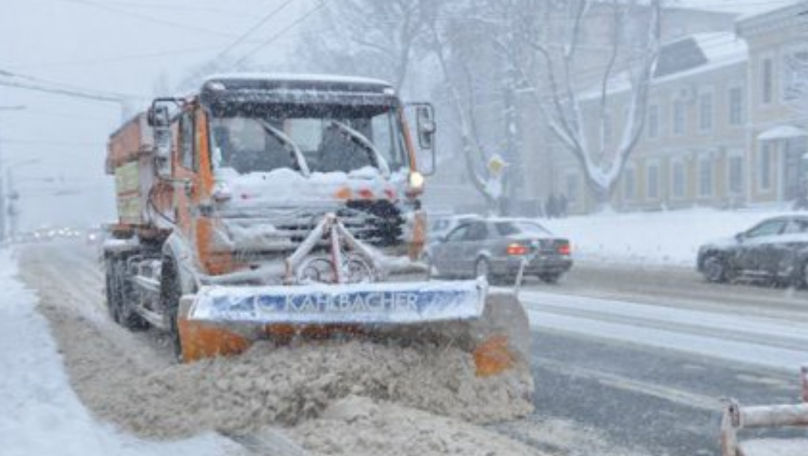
[
  {"xmin": 91, "ymin": 339, "xmax": 533, "ymax": 438},
  {"xmin": 0, "ymin": 249, "xmax": 238, "ymax": 456},
  {"xmin": 289, "ymin": 395, "xmax": 543, "ymax": 456},
  {"xmin": 544, "ymin": 208, "xmax": 799, "ymax": 267}
]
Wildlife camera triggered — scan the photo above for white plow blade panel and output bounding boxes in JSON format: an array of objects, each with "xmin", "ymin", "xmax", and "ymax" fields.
[{"xmin": 188, "ymin": 279, "xmax": 487, "ymax": 324}]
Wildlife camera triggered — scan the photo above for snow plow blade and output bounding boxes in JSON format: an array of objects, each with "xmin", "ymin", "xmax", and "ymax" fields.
[{"xmin": 177, "ymin": 279, "xmax": 530, "ymax": 377}]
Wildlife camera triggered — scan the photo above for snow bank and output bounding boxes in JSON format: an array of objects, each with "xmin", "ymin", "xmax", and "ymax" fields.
[
  {"xmin": 0, "ymin": 249, "xmax": 238, "ymax": 456},
  {"xmin": 543, "ymin": 207, "xmax": 800, "ymax": 267}
]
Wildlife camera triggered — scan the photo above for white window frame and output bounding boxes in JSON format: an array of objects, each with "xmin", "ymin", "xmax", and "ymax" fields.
[
  {"xmin": 761, "ymin": 54, "xmax": 774, "ymax": 106},
  {"xmin": 781, "ymin": 44, "xmax": 808, "ymax": 103},
  {"xmin": 646, "ymin": 159, "xmax": 661, "ymax": 201},
  {"xmin": 758, "ymin": 141, "xmax": 773, "ymax": 192},
  {"xmin": 669, "ymin": 156, "xmax": 687, "ymax": 200},
  {"xmin": 647, "ymin": 103, "xmax": 659, "ymax": 140},
  {"xmin": 726, "ymin": 149, "xmax": 744, "ymax": 196},
  {"xmin": 698, "ymin": 153, "xmax": 715, "ymax": 198},
  {"xmin": 671, "ymin": 95, "xmax": 686, "ymax": 136},
  {"xmin": 698, "ymin": 88, "xmax": 714, "ymax": 133},
  {"xmin": 623, "ymin": 164, "xmax": 637, "ymax": 201},
  {"xmin": 727, "ymin": 84, "xmax": 744, "ymax": 127}
]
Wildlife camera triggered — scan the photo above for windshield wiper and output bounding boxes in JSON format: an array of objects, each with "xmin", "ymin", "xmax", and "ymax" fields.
[
  {"xmin": 328, "ymin": 120, "xmax": 391, "ymax": 177},
  {"xmin": 257, "ymin": 119, "xmax": 311, "ymax": 177}
]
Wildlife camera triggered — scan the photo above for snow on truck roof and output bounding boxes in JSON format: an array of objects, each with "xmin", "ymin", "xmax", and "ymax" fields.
[{"xmin": 203, "ymin": 73, "xmax": 394, "ymax": 90}]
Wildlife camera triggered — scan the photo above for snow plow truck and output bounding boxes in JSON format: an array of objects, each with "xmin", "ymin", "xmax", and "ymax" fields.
[{"xmin": 103, "ymin": 74, "xmax": 529, "ymax": 376}]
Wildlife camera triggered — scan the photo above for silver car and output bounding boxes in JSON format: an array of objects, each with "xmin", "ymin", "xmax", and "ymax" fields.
[{"xmin": 427, "ymin": 218, "xmax": 573, "ymax": 283}]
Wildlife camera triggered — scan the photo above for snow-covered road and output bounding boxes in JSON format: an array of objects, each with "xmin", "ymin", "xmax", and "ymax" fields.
[
  {"xmin": 0, "ymin": 249, "xmax": 240, "ymax": 456},
  {"xmin": 521, "ymin": 290, "xmax": 808, "ymax": 372}
]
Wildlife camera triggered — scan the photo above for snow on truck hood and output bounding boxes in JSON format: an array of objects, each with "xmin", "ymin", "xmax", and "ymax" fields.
[{"xmin": 213, "ymin": 166, "xmax": 407, "ymax": 207}]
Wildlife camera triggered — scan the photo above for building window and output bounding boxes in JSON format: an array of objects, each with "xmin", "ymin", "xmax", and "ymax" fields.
[
  {"xmin": 759, "ymin": 143, "xmax": 772, "ymax": 190},
  {"xmin": 729, "ymin": 87, "xmax": 743, "ymax": 126},
  {"xmin": 648, "ymin": 104, "xmax": 659, "ymax": 139},
  {"xmin": 783, "ymin": 49, "xmax": 808, "ymax": 101},
  {"xmin": 672, "ymin": 160, "xmax": 686, "ymax": 199},
  {"xmin": 699, "ymin": 92, "xmax": 713, "ymax": 132},
  {"xmin": 565, "ymin": 173, "xmax": 579, "ymax": 204},
  {"xmin": 762, "ymin": 57, "xmax": 773, "ymax": 104},
  {"xmin": 699, "ymin": 156, "xmax": 713, "ymax": 197},
  {"xmin": 728, "ymin": 154, "xmax": 744, "ymax": 194},
  {"xmin": 624, "ymin": 167, "xmax": 636, "ymax": 200},
  {"xmin": 672, "ymin": 98, "xmax": 685, "ymax": 135},
  {"xmin": 647, "ymin": 163, "xmax": 659, "ymax": 199}
]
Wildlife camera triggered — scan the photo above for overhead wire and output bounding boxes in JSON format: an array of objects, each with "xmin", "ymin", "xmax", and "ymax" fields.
[
  {"xmin": 233, "ymin": 0, "xmax": 327, "ymax": 66},
  {"xmin": 215, "ymin": 0, "xmax": 297, "ymax": 60}
]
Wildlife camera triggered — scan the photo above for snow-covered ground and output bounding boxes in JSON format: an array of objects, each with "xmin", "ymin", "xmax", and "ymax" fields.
[
  {"xmin": 543, "ymin": 207, "xmax": 800, "ymax": 267},
  {"xmin": 0, "ymin": 249, "xmax": 239, "ymax": 456}
]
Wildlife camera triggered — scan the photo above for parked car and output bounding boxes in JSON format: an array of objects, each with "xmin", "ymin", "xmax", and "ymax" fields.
[
  {"xmin": 427, "ymin": 217, "xmax": 573, "ymax": 283},
  {"xmin": 428, "ymin": 213, "xmax": 480, "ymax": 244},
  {"xmin": 697, "ymin": 215, "xmax": 808, "ymax": 286}
]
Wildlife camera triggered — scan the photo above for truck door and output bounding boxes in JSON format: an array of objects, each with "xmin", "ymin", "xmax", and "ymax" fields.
[{"xmin": 173, "ymin": 110, "xmax": 198, "ymax": 239}]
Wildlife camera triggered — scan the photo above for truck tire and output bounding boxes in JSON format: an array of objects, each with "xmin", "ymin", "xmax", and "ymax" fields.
[
  {"xmin": 105, "ymin": 255, "xmax": 149, "ymax": 330},
  {"xmin": 104, "ymin": 256, "xmax": 122, "ymax": 323},
  {"xmin": 160, "ymin": 255, "xmax": 183, "ymax": 360}
]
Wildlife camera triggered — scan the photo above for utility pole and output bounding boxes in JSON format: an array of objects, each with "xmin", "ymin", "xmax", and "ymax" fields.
[{"xmin": 0, "ymin": 105, "xmax": 26, "ymax": 243}]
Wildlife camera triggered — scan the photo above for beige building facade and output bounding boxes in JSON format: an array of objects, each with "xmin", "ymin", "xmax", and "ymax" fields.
[{"xmin": 553, "ymin": 1, "xmax": 808, "ymax": 214}]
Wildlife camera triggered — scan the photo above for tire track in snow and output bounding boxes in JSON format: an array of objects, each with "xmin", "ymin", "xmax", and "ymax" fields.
[{"xmin": 521, "ymin": 291, "xmax": 808, "ymax": 373}]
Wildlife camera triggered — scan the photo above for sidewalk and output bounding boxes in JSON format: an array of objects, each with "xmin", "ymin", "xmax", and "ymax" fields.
[{"xmin": 0, "ymin": 249, "xmax": 238, "ymax": 456}]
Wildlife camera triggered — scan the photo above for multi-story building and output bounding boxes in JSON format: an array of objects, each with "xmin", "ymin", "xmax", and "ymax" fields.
[
  {"xmin": 554, "ymin": 32, "xmax": 749, "ymax": 213},
  {"xmin": 737, "ymin": 2, "xmax": 808, "ymax": 205},
  {"xmin": 552, "ymin": 1, "xmax": 808, "ymax": 214}
]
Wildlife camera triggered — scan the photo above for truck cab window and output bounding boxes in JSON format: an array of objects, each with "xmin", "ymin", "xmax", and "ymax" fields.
[{"xmin": 179, "ymin": 112, "xmax": 195, "ymax": 170}]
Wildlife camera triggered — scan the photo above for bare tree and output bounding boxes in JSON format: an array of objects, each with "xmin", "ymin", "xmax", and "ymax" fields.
[
  {"xmin": 296, "ymin": 0, "xmax": 430, "ymax": 92},
  {"xmin": 531, "ymin": 0, "xmax": 662, "ymax": 207}
]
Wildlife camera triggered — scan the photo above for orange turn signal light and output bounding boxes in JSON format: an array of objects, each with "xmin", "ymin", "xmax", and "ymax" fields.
[{"xmin": 334, "ymin": 186, "xmax": 352, "ymax": 200}]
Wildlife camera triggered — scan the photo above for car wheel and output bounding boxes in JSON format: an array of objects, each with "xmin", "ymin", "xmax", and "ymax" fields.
[
  {"xmin": 539, "ymin": 273, "xmax": 561, "ymax": 284},
  {"xmin": 794, "ymin": 261, "xmax": 808, "ymax": 289},
  {"xmin": 703, "ymin": 255, "xmax": 728, "ymax": 283},
  {"xmin": 475, "ymin": 257, "xmax": 492, "ymax": 282}
]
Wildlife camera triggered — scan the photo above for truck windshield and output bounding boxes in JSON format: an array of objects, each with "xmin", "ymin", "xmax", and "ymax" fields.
[{"xmin": 209, "ymin": 105, "xmax": 408, "ymax": 175}]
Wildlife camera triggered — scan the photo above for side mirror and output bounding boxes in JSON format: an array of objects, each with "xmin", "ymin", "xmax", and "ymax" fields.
[
  {"xmin": 406, "ymin": 102, "xmax": 436, "ymax": 176},
  {"xmin": 416, "ymin": 104, "xmax": 436, "ymax": 150}
]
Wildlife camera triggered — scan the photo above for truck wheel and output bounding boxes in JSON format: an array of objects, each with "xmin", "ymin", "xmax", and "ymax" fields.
[
  {"xmin": 160, "ymin": 256, "xmax": 183, "ymax": 360},
  {"xmin": 104, "ymin": 257, "xmax": 122, "ymax": 323}
]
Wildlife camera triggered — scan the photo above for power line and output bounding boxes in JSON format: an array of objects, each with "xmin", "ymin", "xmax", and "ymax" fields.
[
  {"xmin": 216, "ymin": 0, "xmax": 297, "ymax": 60},
  {"xmin": 53, "ymin": 0, "xmax": 237, "ymax": 38},
  {"xmin": 0, "ymin": 138, "xmax": 106, "ymax": 147},
  {"xmin": 0, "ymin": 68, "xmax": 138, "ymax": 100},
  {"xmin": 234, "ymin": 0, "xmax": 326, "ymax": 66}
]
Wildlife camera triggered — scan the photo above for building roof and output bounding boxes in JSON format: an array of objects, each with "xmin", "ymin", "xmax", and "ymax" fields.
[
  {"xmin": 669, "ymin": 0, "xmax": 798, "ymax": 17},
  {"xmin": 758, "ymin": 125, "xmax": 808, "ymax": 140},
  {"xmin": 580, "ymin": 32, "xmax": 746, "ymax": 101}
]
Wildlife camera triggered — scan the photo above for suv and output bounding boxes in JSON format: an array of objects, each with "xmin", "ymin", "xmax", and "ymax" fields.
[{"xmin": 697, "ymin": 215, "xmax": 808, "ymax": 286}]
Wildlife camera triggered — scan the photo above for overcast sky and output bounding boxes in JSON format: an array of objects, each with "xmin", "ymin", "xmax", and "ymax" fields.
[{"xmin": 0, "ymin": 0, "xmax": 314, "ymax": 231}]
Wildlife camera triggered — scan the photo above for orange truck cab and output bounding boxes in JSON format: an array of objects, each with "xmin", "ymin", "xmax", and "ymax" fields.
[{"xmin": 103, "ymin": 74, "xmax": 446, "ymax": 358}]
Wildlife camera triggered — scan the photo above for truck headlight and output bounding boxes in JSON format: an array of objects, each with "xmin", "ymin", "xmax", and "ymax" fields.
[{"xmin": 409, "ymin": 171, "xmax": 424, "ymax": 191}]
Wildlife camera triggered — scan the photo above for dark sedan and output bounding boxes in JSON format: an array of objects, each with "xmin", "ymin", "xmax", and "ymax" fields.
[
  {"xmin": 697, "ymin": 215, "xmax": 808, "ymax": 286},
  {"xmin": 427, "ymin": 218, "xmax": 573, "ymax": 283}
]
